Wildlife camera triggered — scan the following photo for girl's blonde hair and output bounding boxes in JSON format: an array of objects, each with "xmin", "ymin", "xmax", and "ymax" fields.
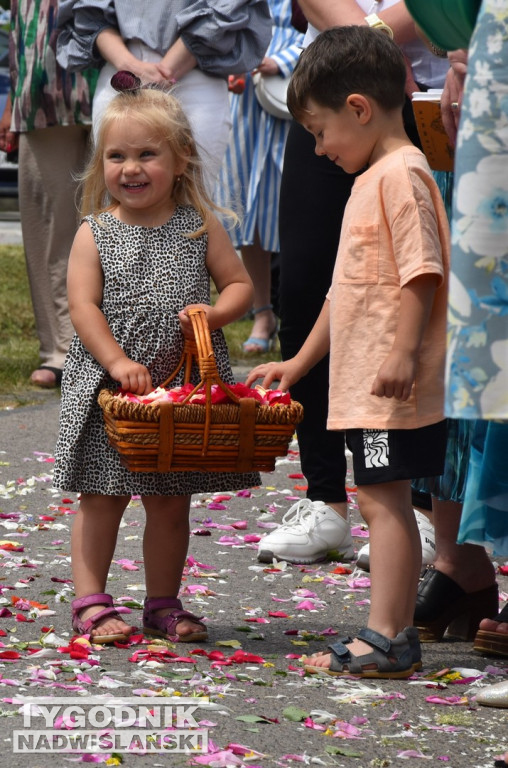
[{"xmin": 80, "ymin": 86, "xmax": 235, "ymax": 237}]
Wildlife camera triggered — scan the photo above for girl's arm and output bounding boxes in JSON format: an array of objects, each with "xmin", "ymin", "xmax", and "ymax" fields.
[
  {"xmin": 179, "ymin": 215, "xmax": 254, "ymax": 337},
  {"xmin": 298, "ymin": 0, "xmax": 417, "ymax": 45},
  {"xmin": 370, "ymin": 273, "xmax": 440, "ymax": 401},
  {"xmin": 68, "ymin": 223, "xmax": 153, "ymax": 394},
  {"xmin": 245, "ymin": 299, "xmax": 331, "ymax": 393}
]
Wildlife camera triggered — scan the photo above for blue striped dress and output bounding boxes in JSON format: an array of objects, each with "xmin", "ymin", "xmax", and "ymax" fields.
[{"xmin": 215, "ymin": 0, "xmax": 304, "ymax": 252}]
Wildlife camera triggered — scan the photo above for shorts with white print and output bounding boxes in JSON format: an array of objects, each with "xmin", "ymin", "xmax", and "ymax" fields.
[{"xmin": 345, "ymin": 420, "xmax": 447, "ymax": 485}]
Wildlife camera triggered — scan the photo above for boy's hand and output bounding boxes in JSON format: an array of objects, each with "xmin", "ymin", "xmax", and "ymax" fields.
[
  {"xmin": 370, "ymin": 350, "xmax": 416, "ymax": 401},
  {"xmin": 109, "ymin": 358, "xmax": 153, "ymax": 395},
  {"xmin": 245, "ymin": 359, "xmax": 302, "ymax": 392}
]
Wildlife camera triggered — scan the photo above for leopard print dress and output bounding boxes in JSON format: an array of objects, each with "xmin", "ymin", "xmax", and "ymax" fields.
[{"xmin": 53, "ymin": 207, "xmax": 261, "ymax": 495}]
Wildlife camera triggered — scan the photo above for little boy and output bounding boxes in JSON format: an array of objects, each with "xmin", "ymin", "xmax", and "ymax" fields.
[{"xmin": 247, "ymin": 26, "xmax": 450, "ymax": 678}]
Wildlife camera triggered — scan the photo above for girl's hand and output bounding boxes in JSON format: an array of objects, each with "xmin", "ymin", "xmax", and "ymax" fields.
[
  {"xmin": 245, "ymin": 359, "xmax": 302, "ymax": 392},
  {"xmin": 109, "ymin": 358, "xmax": 153, "ymax": 395},
  {"xmin": 370, "ymin": 350, "xmax": 416, "ymax": 401},
  {"xmin": 178, "ymin": 304, "xmax": 215, "ymax": 339}
]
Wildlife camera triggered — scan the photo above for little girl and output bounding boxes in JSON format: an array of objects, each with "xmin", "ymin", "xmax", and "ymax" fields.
[{"xmin": 53, "ymin": 72, "xmax": 259, "ymax": 645}]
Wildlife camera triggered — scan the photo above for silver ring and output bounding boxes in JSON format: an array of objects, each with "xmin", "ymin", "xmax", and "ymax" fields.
[{"xmin": 451, "ymin": 102, "xmax": 459, "ymax": 110}]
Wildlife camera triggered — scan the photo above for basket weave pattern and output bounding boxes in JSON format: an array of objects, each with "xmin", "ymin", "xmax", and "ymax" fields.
[{"xmin": 98, "ymin": 309, "xmax": 303, "ymax": 473}]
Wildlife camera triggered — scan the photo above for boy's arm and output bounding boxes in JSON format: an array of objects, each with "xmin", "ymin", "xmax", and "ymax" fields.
[
  {"xmin": 370, "ymin": 273, "xmax": 440, "ymax": 401},
  {"xmin": 246, "ymin": 299, "xmax": 331, "ymax": 392}
]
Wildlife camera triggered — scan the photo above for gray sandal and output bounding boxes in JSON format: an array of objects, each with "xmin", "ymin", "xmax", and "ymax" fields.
[{"xmin": 304, "ymin": 626, "xmax": 420, "ymax": 679}]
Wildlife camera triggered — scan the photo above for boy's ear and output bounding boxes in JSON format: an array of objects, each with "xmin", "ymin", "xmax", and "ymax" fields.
[{"xmin": 346, "ymin": 94, "xmax": 372, "ymax": 124}]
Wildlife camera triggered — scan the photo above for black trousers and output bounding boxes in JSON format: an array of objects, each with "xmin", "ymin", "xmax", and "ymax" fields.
[
  {"xmin": 277, "ymin": 107, "xmax": 430, "ymax": 507},
  {"xmin": 278, "ymin": 121, "xmax": 357, "ymax": 503}
]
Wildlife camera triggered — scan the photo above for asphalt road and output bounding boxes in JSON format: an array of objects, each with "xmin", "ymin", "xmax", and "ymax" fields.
[{"xmin": 0, "ymin": 385, "xmax": 506, "ymax": 768}]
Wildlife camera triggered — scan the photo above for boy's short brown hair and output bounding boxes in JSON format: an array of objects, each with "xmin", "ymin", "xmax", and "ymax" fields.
[{"xmin": 287, "ymin": 26, "xmax": 407, "ymax": 121}]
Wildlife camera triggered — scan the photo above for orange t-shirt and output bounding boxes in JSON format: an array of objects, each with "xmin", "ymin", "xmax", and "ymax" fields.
[{"xmin": 327, "ymin": 146, "xmax": 450, "ymax": 431}]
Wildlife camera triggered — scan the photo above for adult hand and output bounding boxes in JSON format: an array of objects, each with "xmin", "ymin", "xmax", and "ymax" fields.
[
  {"xmin": 0, "ymin": 95, "xmax": 17, "ymax": 154},
  {"xmin": 252, "ymin": 57, "xmax": 280, "ymax": 77},
  {"xmin": 441, "ymin": 49, "xmax": 468, "ymax": 146},
  {"xmin": 128, "ymin": 60, "xmax": 172, "ymax": 85},
  {"xmin": 159, "ymin": 38, "xmax": 198, "ymax": 84},
  {"xmin": 228, "ymin": 74, "xmax": 246, "ymax": 93}
]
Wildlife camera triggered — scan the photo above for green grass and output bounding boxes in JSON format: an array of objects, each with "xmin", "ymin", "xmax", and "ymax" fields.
[
  {"xmin": 0, "ymin": 245, "xmax": 279, "ymax": 403},
  {"xmin": 0, "ymin": 245, "xmax": 40, "ymax": 396}
]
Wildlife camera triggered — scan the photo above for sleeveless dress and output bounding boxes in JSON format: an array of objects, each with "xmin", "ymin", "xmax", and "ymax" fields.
[{"xmin": 53, "ymin": 206, "xmax": 261, "ymax": 495}]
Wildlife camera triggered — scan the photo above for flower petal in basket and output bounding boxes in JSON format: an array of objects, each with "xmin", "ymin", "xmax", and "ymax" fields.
[{"xmin": 98, "ymin": 309, "xmax": 303, "ymax": 473}]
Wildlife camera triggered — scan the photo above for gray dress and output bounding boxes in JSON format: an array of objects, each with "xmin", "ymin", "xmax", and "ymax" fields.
[{"xmin": 53, "ymin": 207, "xmax": 261, "ymax": 495}]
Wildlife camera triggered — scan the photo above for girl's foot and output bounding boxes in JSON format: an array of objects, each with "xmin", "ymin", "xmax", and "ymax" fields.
[
  {"xmin": 152, "ymin": 607, "xmax": 204, "ymax": 639},
  {"xmin": 71, "ymin": 593, "xmax": 134, "ymax": 644},
  {"xmin": 243, "ymin": 304, "xmax": 278, "ymax": 354},
  {"xmin": 79, "ymin": 605, "xmax": 134, "ymax": 640},
  {"xmin": 143, "ymin": 596, "xmax": 208, "ymax": 643}
]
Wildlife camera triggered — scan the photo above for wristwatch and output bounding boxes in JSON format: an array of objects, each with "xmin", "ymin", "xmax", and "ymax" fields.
[{"xmin": 364, "ymin": 13, "xmax": 394, "ymax": 39}]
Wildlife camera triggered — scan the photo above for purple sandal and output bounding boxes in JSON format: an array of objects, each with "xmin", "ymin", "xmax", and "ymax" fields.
[
  {"xmin": 143, "ymin": 596, "xmax": 208, "ymax": 643},
  {"xmin": 72, "ymin": 593, "xmax": 132, "ymax": 644}
]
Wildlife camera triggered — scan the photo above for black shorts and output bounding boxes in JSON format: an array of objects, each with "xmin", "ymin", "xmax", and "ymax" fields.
[{"xmin": 345, "ymin": 420, "xmax": 447, "ymax": 486}]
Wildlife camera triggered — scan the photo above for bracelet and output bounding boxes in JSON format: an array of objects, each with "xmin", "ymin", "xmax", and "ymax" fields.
[{"xmin": 427, "ymin": 41, "xmax": 448, "ymax": 58}]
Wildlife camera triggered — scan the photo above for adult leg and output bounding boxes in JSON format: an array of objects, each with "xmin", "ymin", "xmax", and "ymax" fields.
[
  {"xmin": 71, "ymin": 493, "xmax": 133, "ymax": 638},
  {"xmin": 142, "ymin": 495, "xmax": 204, "ymax": 638},
  {"xmin": 19, "ymin": 126, "xmax": 91, "ymax": 383},
  {"xmin": 279, "ymin": 121, "xmax": 355, "ymax": 511},
  {"xmin": 431, "ymin": 498, "xmax": 496, "ymax": 592},
  {"xmin": 241, "ymin": 232, "xmax": 278, "ymax": 352}
]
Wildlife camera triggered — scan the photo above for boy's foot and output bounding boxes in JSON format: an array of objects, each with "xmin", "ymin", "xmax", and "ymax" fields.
[
  {"xmin": 257, "ymin": 499, "xmax": 354, "ymax": 564},
  {"xmin": 356, "ymin": 510, "xmax": 436, "ymax": 571},
  {"xmin": 303, "ymin": 627, "xmax": 419, "ymax": 679}
]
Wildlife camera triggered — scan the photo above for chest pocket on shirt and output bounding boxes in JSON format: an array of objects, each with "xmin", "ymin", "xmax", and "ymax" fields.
[{"xmin": 339, "ymin": 225, "xmax": 379, "ymax": 284}]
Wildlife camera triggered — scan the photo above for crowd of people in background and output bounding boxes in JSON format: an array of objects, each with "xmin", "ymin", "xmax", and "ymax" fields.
[{"xmin": 0, "ymin": 1, "xmax": 506, "ymax": 753}]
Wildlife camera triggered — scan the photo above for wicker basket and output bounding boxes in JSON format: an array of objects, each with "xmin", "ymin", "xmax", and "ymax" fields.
[{"xmin": 98, "ymin": 309, "xmax": 304, "ymax": 473}]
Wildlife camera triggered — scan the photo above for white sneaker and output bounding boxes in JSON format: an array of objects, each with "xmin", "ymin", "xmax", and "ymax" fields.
[
  {"xmin": 257, "ymin": 499, "xmax": 355, "ymax": 564},
  {"xmin": 356, "ymin": 510, "xmax": 436, "ymax": 572}
]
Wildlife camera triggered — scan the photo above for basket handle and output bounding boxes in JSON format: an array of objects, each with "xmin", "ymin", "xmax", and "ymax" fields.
[{"xmin": 159, "ymin": 308, "xmax": 249, "ymax": 458}]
